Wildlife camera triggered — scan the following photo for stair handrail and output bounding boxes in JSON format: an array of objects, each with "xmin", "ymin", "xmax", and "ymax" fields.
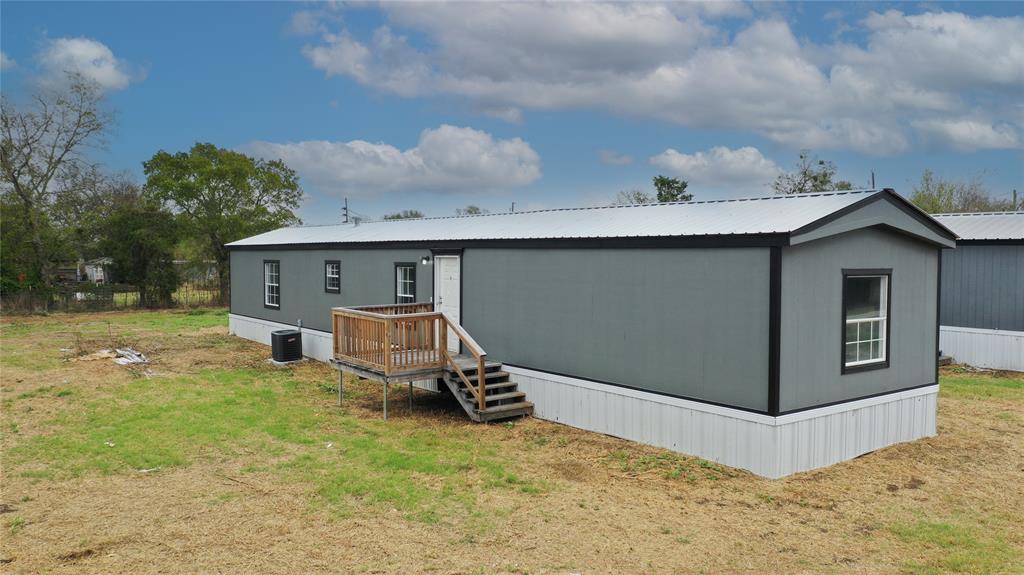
[
  {"xmin": 440, "ymin": 314, "xmax": 488, "ymax": 412},
  {"xmin": 332, "ymin": 304, "xmax": 488, "ymax": 410}
]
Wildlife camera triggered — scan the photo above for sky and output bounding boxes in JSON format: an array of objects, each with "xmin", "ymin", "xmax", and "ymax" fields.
[{"xmin": 2, "ymin": 1, "xmax": 1022, "ymax": 225}]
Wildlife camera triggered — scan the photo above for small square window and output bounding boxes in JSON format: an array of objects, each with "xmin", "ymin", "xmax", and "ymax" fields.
[{"xmin": 842, "ymin": 271, "xmax": 890, "ymax": 373}]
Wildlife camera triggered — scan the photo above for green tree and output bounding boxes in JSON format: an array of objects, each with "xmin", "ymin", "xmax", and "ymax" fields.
[
  {"xmin": 456, "ymin": 205, "xmax": 488, "ymax": 216},
  {"xmin": 653, "ymin": 175, "xmax": 692, "ymax": 202},
  {"xmin": 52, "ymin": 168, "xmax": 141, "ymax": 262},
  {"xmin": 143, "ymin": 143, "xmax": 303, "ymax": 303},
  {"xmin": 0, "ymin": 74, "xmax": 111, "ymax": 290},
  {"xmin": 101, "ymin": 200, "xmax": 180, "ymax": 308},
  {"xmin": 382, "ymin": 209, "xmax": 425, "ymax": 220},
  {"xmin": 773, "ymin": 152, "xmax": 853, "ymax": 195},
  {"xmin": 611, "ymin": 189, "xmax": 655, "ymax": 205},
  {"xmin": 0, "ymin": 194, "xmax": 68, "ymax": 298},
  {"xmin": 909, "ymin": 169, "xmax": 1013, "ymax": 213},
  {"xmin": 611, "ymin": 176, "xmax": 693, "ymax": 205}
]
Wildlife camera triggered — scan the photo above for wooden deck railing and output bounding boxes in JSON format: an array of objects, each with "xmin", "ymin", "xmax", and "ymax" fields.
[
  {"xmin": 331, "ymin": 303, "xmax": 489, "ymax": 411},
  {"xmin": 441, "ymin": 321, "xmax": 488, "ymax": 412}
]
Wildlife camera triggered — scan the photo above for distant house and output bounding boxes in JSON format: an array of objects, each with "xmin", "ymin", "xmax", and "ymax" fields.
[
  {"xmin": 81, "ymin": 257, "xmax": 113, "ymax": 283},
  {"xmin": 933, "ymin": 212, "xmax": 1023, "ymax": 371},
  {"xmin": 225, "ymin": 189, "xmax": 956, "ymax": 478},
  {"xmin": 52, "ymin": 266, "xmax": 80, "ymax": 284}
]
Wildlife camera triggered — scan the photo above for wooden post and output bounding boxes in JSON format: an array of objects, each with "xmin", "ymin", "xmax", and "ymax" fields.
[
  {"xmin": 338, "ymin": 370, "xmax": 343, "ymax": 406},
  {"xmin": 478, "ymin": 355, "xmax": 486, "ymax": 412},
  {"xmin": 439, "ymin": 316, "xmax": 447, "ymax": 365},
  {"xmin": 409, "ymin": 381, "xmax": 413, "ymax": 411},
  {"xmin": 383, "ymin": 382, "xmax": 388, "ymax": 420},
  {"xmin": 384, "ymin": 318, "xmax": 393, "ymax": 376}
]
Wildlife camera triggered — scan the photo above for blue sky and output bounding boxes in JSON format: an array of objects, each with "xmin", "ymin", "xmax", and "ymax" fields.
[{"xmin": 2, "ymin": 1, "xmax": 1021, "ymax": 224}]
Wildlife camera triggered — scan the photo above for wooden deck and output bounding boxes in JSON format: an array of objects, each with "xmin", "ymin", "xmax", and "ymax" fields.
[
  {"xmin": 329, "ymin": 303, "xmax": 532, "ymax": 422},
  {"xmin": 329, "ymin": 352, "xmax": 500, "ymax": 384}
]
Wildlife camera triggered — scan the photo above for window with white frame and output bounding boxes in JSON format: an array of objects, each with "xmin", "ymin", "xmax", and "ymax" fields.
[
  {"xmin": 395, "ymin": 264, "xmax": 416, "ymax": 304},
  {"xmin": 264, "ymin": 260, "xmax": 280, "ymax": 308},
  {"xmin": 843, "ymin": 272, "xmax": 889, "ymax": 370},
  {"xmin": 325, "ymin": 260, "xmax": 340, "ymax": 293}
]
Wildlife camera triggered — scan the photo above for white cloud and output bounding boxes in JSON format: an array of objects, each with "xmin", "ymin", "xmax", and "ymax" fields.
[
  {"xmin": 38, "ymin": 37, "xmax": 137, "ymax": 91},
  {"xmin": 286, "ymin": 4, "xmax": 344, "ymax": 37},
  {"xmin": 598, "ymin": 149, "xmax": 634, "ymax": 166},
  {"xmin": 303, "ymin": 26, "xmax": 431, "ymax": 98},
  {"xmin": 479, "ymin": 106, "xmax": 524, "ymax": 124},
  {"xmin": 243, "ymin": 125, "xmax": 541, "ymax": 197},
  {"xmin": 287, "ymin": 11, "xmax": 324, "ymax": 36},
  {"xmin": 298, "ymin": 6, "xmax": 1024, "ymax": 154},
  {"xmin": 650, "ymin": 146, "xmax": 781, "ymax": 191},
  {"xmin": 0, "ymin": 51, "xmax": 15, "ymax": 70},
  {"xmin": 912, "ymin": 119, "xmax": 1020, "ymax": 151},
  {"xmin": 693, "ymin": 1, "xmax": 752, "ymax": 20}
]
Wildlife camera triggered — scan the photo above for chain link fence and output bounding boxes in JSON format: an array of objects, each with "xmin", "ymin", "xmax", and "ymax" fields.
[{"xmin": 1, "ymin": 282, "xmax": 221, "ymax": 313}]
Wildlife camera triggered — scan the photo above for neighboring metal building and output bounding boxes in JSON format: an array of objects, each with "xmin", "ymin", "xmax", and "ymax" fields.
[
  {"xmin": 933, "ymin": 212, "xmax": 1024, "ymax": 371},
  {"xmin": 227, "ymin": 189, "xmax": 956, "ymax": 478}
]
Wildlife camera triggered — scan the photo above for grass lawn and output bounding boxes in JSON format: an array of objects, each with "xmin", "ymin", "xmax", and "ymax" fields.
[{"xmin": 1, "ymin": 309, "xmax": 1022, "ymax": 574}]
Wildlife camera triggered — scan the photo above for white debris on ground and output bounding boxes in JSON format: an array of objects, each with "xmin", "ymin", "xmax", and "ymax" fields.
[
  {"xmin": 77, "ymin": 349, "xmax": 117, "ymax": 361},
  {"xmin": 76, "ymin": 348, "xmax": 148, "ymax": 365},
  {"xmin": 112, "ymin": 348, "xmax": 148, "ymax": 365}
]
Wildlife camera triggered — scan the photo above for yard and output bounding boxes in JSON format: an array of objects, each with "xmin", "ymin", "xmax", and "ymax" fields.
[{"xmin": 0, "ymin": 310, "xmax": 1021, "ymax": 574}]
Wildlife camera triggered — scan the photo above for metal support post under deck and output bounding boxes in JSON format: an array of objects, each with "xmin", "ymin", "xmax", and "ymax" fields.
[
  {"xmin": 383, "ymin": 382, "xmax": 388, "ymax": 420},
  {"xmin": 338, "ymin": 371, "xmax": 343, "ymax": 406},
  {"xmin": 408, "ymin": 381, "xmax": 413, "ymax": 411}
]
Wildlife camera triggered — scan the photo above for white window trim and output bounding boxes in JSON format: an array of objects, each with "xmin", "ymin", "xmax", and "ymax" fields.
[
  {"xmin": 396, "ymin": 265, "xmax": 415, "ymax": 302},
  {"xmin": 264, "ymin": 261, "xmax": 280, "ymax": 308},
  {"xmin": 325, "ymin": 261, "xmax": 340, "ymax": 292},
  {"xmin": 844, "ymin": 275, "xmax": 888, "ymax": 367}
]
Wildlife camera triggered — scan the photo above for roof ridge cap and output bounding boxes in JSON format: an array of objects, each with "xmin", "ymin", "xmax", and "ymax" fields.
[{"xmin": 366, "ymin": 188, "xmax": 883, "ymax": 224}]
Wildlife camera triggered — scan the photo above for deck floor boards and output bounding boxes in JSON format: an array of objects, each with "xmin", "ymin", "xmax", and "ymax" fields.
[{"xmin": 330, "ymin": 352, "xmax": 498, "ymax": 383}]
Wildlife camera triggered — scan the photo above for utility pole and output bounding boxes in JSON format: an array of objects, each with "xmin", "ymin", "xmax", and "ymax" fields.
[
  {"xmin": 1013, "ymin": 189, "xmax": 1018, "ymax": 211},
  {"xmin": 342, "ymin": 198, "xmax": 349, "ymax": 224},
  {"xmin": 511, "ymin": 201, "xmax": 515, "ymax": 213},
  {"xmin": 871, "ymin": 171, "xmax": 876, "ymax": 189}
]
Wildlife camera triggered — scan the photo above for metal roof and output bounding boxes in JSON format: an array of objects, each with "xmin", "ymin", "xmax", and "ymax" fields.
[
  {"xmin": 932, "ymin": 212, "xmax": 1024, "ymax": 241},
  {"xmin": 227, "ymin": 189, "xmax": 916, "ymax": 247}
]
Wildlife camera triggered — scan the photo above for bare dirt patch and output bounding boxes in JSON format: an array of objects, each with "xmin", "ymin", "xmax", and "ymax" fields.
[{"xmin": 1, "ymin": 310, "xmax": 1022, "ymax": 574}]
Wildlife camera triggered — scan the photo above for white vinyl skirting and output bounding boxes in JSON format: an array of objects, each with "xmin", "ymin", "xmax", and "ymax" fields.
[
  {"xmin": 229, "ymin": 313, "xmax": 937, "ymax": 478},
  {"xmin": 940, "ymin": 325, "xmax": 1024, "ymax": 372},
  {"xmin": 228, "ymin": 313, "xmax": 441, "ymax": 392},
  {"xmin": 505, "ymin": 366, "xmax": 938, "ymax": 479}
]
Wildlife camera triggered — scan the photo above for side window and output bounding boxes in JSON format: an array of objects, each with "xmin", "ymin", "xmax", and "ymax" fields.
[
  {"xmin": 264, "ymin": 260, "xmax": 280, "ymax": 309},
  {"xmin": 842, "ymin": 270, "xmax": 890, "ymax": 373},
  {"xmin": 325, "ymin": 260, "xmax": 341, "ymax": 293},
  {"xmin": 395, "ymin": 263, "xmax": 416, "ymax": 303}
]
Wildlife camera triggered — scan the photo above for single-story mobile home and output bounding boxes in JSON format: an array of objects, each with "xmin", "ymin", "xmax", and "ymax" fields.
[
  {"xmin": 933, "ymin": 212, "xmax": 1023, "ymax": 372},
  {"xmin": 226, "ymin": 189, "xmax": 956, "ymax": 478}
]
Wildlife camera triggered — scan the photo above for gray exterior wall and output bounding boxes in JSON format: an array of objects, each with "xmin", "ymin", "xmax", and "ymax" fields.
[
  {"xmin": 940, "ymin": 245, "xmax": 1024, "ymax": 331},
  {"xmin": 229, "ymin": 248, "xmax": 433, "ymax": 333},
  {"xmin": 461, "ymin": 247, "xmax": 772, "ymax": 411},
  {"xmin": 779, "ymin": 228, "xmax": 939, "ymax": 412}
]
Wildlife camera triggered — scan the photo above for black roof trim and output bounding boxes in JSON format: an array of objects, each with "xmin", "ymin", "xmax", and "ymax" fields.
[
  {"xmin": 955, "ymin": 239, "xmax": 1024, "ymax": 246},
  {"xmin": 789, "ymin": 188, "xmax": 958, "ymax": 245},
  {"xmin": 226, "ymin": 233, "xmax": 790, "ymax": 252}
]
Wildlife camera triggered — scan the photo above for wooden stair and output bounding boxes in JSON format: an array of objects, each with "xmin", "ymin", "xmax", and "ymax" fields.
[{"xmin": 441, "ymin": 360, "xmax": 534, "ymax": 422}]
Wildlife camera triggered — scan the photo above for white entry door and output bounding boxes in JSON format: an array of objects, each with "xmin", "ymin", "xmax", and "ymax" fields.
[{"xmin": 433, "ymin": 255, "xmax": 461, "ymax": 354}]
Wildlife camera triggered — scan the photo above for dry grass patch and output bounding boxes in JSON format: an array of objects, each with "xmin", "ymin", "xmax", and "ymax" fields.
[{"xmin": 1, "ymin": 310, "xmax": 1022, "ymax": 574}]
